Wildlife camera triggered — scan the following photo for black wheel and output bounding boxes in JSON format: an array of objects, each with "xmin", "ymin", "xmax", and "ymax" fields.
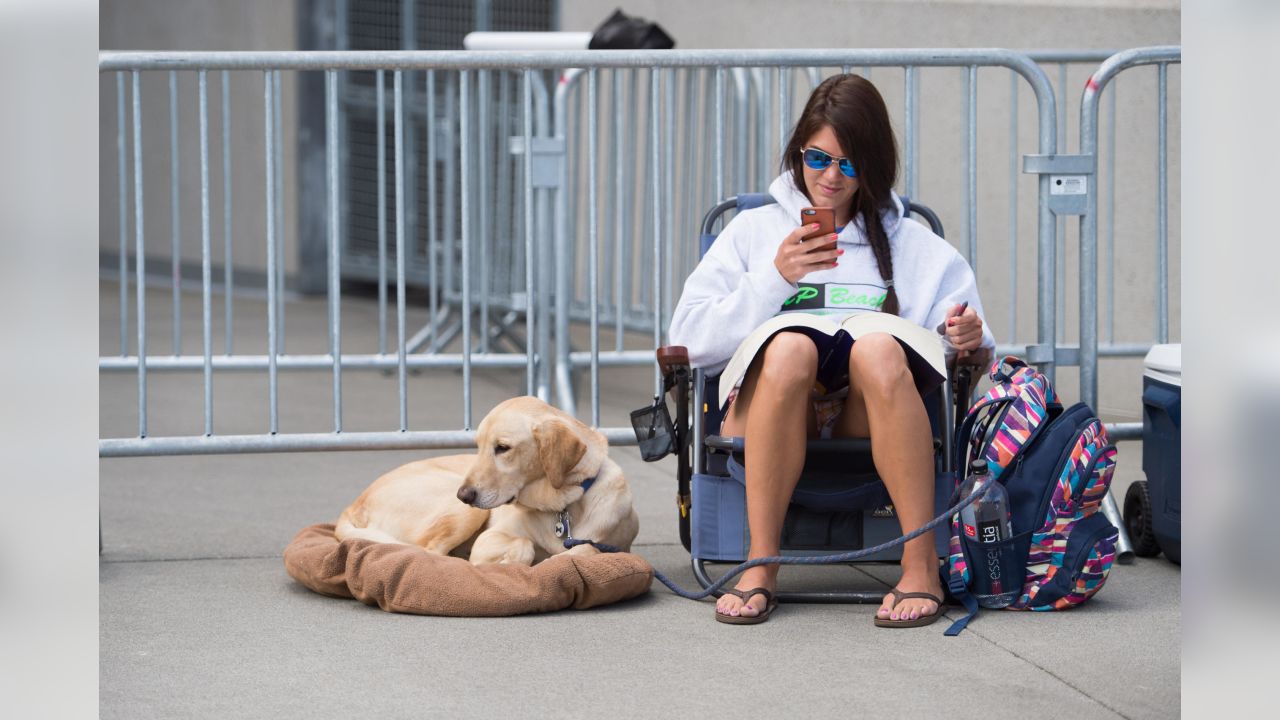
[{"xmin": 1123, "ymin": 480, "xmax": 1162, "ymax": 558}]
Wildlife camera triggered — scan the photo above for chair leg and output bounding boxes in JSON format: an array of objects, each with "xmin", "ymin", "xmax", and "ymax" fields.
[{"xmin": 690, "ymin": 557, "xmax": 890, "ymax": 604}]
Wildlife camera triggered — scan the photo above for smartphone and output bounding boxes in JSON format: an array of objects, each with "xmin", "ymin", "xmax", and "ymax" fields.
[{"xmin": 799, "ymin": 207, "xmax": 836, "ymax": 246}]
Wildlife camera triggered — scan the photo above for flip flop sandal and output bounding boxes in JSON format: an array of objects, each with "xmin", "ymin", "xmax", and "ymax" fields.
[
  {"xmin": 714, "ymin": 587, "xmax": 778, "ymax": 625},
  {"xmin": 874, "ymin": 588, "xmax": 945, "ymax": 629}
]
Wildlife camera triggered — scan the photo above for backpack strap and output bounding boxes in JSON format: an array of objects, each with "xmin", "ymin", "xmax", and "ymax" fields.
[
  {"xmin": 939, "ymin": 482, "xmax": 981, "ymax": 636},
  {"xmin": 943, "ymin": 568, "xmax": 980, "ymax": 636},
  {"xmin": 990, "ymin": 355, "xmax": 1028, "ymax": 384}
]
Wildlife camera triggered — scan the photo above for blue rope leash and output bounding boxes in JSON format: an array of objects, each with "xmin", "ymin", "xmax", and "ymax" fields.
[{"xmin": 565, "ymin": 480, "xmax": 993, "ymax": 600}]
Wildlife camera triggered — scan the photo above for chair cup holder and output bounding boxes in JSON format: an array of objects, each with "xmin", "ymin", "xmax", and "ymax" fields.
[{"xmin": 631, "ymin": 397, "xmax": 675, "ymax": 462}]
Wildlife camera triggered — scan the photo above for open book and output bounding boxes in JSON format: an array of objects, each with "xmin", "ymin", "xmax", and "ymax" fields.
[{"xmin": 716, "ymin": 311, "xmax": 947, "ymax": 409}]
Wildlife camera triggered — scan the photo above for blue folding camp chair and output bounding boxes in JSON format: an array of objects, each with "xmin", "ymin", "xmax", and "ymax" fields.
[{"xmin": 651, "ymin": 193, "xmax": 978, "ymax": 603}]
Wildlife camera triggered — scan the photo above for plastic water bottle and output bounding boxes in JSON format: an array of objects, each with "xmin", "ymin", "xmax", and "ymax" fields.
[{"xmin": 958, "ymin": 459, "xmax": 1021, "ymax": 608}]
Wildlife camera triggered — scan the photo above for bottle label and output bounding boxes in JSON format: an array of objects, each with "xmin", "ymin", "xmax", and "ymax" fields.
[
  {"xmin": 978, "ymin": 519, "xmax": 1007, "ymax": 595},
  {"xmin": 978, "ymin": 519, "xmax": 1004, "ymax": 544}
]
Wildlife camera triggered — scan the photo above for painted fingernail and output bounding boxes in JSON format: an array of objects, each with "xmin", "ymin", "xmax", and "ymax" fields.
[{"xmin": 837, "ymin": 249, "xmax": 844, "ymax": 255}]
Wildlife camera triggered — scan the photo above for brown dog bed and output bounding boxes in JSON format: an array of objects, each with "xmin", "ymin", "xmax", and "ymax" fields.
[{"xmin": 284, "ymin": 524, "xmax": 653, "ymax": 615}]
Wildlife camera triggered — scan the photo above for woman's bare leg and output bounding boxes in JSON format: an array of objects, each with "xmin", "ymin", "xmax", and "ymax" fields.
[
  {"xmin": 715, "ymin": 332, "xmax": 817, "ymax": 618},
  {"xmin": 833, "ymin": 333, "xmax": 944, "ymax": 622}
]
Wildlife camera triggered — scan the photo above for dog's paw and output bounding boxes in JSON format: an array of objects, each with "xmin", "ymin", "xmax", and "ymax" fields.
[
  {"xmin": 563, "ymin": 543, "xmax": 601, "ymax": 557},
  {"xmin": 499, "ymin": 544, "xmax": 536, "ymax": 566}
]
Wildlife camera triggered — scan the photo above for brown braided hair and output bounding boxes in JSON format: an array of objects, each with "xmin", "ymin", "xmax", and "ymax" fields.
[{"xmin": 782, "ymin": 74, "xmax": 901, "ymax": 315}]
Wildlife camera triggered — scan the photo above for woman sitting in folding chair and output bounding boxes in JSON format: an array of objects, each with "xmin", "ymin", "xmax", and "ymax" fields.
[{"xmin": 669, "ymin": 74, "xmax": 995, "ymax": 627}]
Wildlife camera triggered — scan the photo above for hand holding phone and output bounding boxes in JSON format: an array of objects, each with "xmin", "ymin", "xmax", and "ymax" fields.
[
  {"xmin": 774, "ymin": 207, "xmax": 842, "ymax": 284},
  {"xmin": 800, "ymin": 207, "xmax": 836, "ymax": 244}
]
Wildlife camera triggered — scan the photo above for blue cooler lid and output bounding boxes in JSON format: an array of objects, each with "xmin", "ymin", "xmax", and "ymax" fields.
[{"xmin": 1143, "ymin": 343, "xmax": 1181, "ymax": 388}]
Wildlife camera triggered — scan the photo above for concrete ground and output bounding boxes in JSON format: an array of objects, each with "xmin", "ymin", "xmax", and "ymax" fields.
[{"xmin": 100, "ymin": 282, "xmax": 1180, "ymax": 718}]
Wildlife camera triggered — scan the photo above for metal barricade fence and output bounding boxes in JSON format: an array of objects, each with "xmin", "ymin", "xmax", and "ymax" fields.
[
  {"xmin": 98, "ymin": 48, "xmax": 1177, "ymax": 462},
  {"xmin": 100, "ymin": 52, "xmax": 561, "ymax": 456},
  {"xmin": 546, "ymin": 50, "xmax": 1069, "ymax": 427},
  {"xmin": 1077, "ymin": 47, "xmax": 1182, "ymax": 413}
]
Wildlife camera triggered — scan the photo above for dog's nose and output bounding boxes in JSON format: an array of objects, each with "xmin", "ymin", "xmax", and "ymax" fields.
[{"xmin": 456, "ymin": 485, "xmax": 477, "ymax": 505}]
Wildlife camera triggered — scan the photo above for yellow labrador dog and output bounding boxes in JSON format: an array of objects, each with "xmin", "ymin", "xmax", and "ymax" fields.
[{"xmin": 334, "ymin": 396, "xmax": 639, "ymax": 565}]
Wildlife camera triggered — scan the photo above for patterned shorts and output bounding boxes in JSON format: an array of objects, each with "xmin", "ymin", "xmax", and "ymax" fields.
[{"xmin": 723, "ymin": 385, "xmax": 849, "ymax": 439}]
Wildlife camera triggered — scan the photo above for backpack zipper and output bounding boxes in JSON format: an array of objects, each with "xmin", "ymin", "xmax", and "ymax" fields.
[
  {"xmin": 975, "ymin": 398, "xmax": 1014, "ymax": 469},
  {"xmin": 1071, "ymin": 442, "xmax": 1117, "ymax": 507}
]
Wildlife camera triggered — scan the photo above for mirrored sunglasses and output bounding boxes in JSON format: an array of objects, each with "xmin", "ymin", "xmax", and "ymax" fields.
[{"xmin": 801, "ymin": 147, "xmax": 857, "ymax": 178}]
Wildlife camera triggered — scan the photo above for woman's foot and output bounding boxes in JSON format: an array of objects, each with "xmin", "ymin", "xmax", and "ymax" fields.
[
  {"xmin": 715, "ymin": 565, "xmax": 777, "ymax": 620},
  {"xmin": 877, "ymin": 566, "xmax": 944, "ymax": 623}
]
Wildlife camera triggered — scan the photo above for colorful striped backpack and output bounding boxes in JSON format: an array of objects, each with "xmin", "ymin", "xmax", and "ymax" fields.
[{"xmin": 943, "ymin": 356, "xmax": 1119, "ymax": 636}]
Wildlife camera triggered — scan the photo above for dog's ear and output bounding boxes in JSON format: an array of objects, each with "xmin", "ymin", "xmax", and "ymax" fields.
[{"xmin": 532, "ymin": 418, "xmax": 587, "ymax": 489}]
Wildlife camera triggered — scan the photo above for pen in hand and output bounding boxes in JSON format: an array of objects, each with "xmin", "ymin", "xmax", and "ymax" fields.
[{"xmin": 937, "ymin": 301, "xmax": 969, "ymax": 334}]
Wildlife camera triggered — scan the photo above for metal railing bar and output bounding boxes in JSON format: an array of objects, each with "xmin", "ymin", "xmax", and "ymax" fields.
[
  {"xmin": 779, "ymin": 66, "xmax": 790, "ymax": 158},
  {"xmin": 1008, "ymin": 69, "xmax": 1019, "ymax": 343},
  {"xmin": 523, "ymin": 69, "xmax": 536, "ymax": 397},
  {"xmin": 101, "ymin": 431, "xmax": 484, "ymax": 457},
  {"xmin": 1106, "ymin": 79, "xmax": 1116, "ymax": 344},
  {"xmin": 101, "ymin": 354, "xmax": 532, "ymax": 372},
  {"xmin": 1056, "ymin": 62, "xmax": 1067, "ymax": 344},
  {"xmin": 221, "ymin": 70, "xmax": 233, "ymax": 355},
  {"xmin": 478, "ymin": 69, "xmax": 492, "ymax": 354},
  {"xmin": 904, "ymin": 65, "xmax": 916, "ymax": 200},
  {"xmin": 132, "ymin": 70, "xmax": 148, "ymax": 438},
  {"xmin": 199, "ymin": 70, "xmax": 214, "ymax": 436},
  {"xmin": 461, "ymin": 69, "xmax": 473, "ymax": 428},
  {"xmin": 325, "ymin": 70, "xmax": 343, "ymax": 433},
  {"xmin": 663, "ymin": 68, "xmax": 676, "ymax": 339},
  {"xmin": 588, "ymin": 68, "xmax": 599, "ymax": 427},
  {"xmin": 613, "ymin": 69, "xmax": 624, "ymax": 353},
  {"xmin": 394, "ymin": 70, "xmax": 409, "ymax": 431},
  {"xmin": 169, "ymin": 70, "xmax": 182, "ymax": 355},
  {"xmin": 1157, "ymin": 62, "xmax": 1169, "ymax": 344},
  {"xmin": 265, "ymin": 71, "xmax": 280, "ymax": 435},
  {"xmin": 715, "ymin": 65, "xmax": 724, "ymax": 204},
  {"xmin": 966, "ymin": 65, "xmax": 978, "ymax": 267},
  {"xmin": 376, "ymin": 70, "xmax": 387, "ymax": 355},
  {"xmin": 1026, "ymin": 50, "xmax": 1118, "ymax": 64},
  {"xmin": 117, "ymin": 72, "xmax": 129, "ymax": 357},
  {"xmin": 105, "ymin": 344, "xmax": 1163, "ymax": 372},
  {"xmin": 103, "ymin": 48, "xmax": 1078, "ymax": 72},
  {"xmin": 273, "ymin": 70, "xmax": 286, "ymax": 353},
  {"xmin": 651, "ymin": 69, "xmax": 662, "ymax": 396},
  {"xmin": 426, "ymin": 70, "xmax": 440, "ymax": 355}
]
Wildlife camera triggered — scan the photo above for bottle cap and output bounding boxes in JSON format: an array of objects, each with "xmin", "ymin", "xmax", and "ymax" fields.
[{"xmin": 969, "ymin": 458, "xmax": 989, "ymax": 474}]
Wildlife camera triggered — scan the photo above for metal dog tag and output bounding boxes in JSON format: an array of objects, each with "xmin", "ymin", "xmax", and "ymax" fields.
[{"xmin": 555, "ymin": 512, "xmax": 572, "ymax": 539}]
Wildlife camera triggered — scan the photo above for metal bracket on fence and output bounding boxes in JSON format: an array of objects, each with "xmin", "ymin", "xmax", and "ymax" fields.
[
  {"xmin": 508, "ymin": 136, "xmax": 564, "ymax": 188},
  {"xmin": 1024, "ymin": 343, "xmax": 1080, "ymax": 367},
  {"xmin": 1023, "ymin": 153, "xmax": 1094, "ymax": 216}
]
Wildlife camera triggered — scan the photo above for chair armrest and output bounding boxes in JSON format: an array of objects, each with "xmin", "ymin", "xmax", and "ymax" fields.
[{"xmin": 656, "ymin": 345, "xmax": 690, "ymax": 376}]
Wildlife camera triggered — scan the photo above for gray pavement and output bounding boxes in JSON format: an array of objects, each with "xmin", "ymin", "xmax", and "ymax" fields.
[{"xmin": 101, "ymin": 283, "xmax": 1180, "ymax": 718}]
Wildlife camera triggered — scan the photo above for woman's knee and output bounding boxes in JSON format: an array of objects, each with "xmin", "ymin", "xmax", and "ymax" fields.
[
  {"xmin": 848, "ymin": 332, "xmax": 912, "ymax": 395},
  {"xmin": 755, "ymin": 332, "xmax": 819, "ymax": 390}
]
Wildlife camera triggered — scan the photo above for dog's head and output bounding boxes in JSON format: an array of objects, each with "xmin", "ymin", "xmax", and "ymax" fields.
[{"xmin": 457, "ymin": 396, "xmax": 603, "ymax": 510}]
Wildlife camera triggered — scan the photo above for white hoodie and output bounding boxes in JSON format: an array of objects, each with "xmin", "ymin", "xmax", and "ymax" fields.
[{"xmin": 669, "ymin": 173, "xmax": 996, "ymax": 376}]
